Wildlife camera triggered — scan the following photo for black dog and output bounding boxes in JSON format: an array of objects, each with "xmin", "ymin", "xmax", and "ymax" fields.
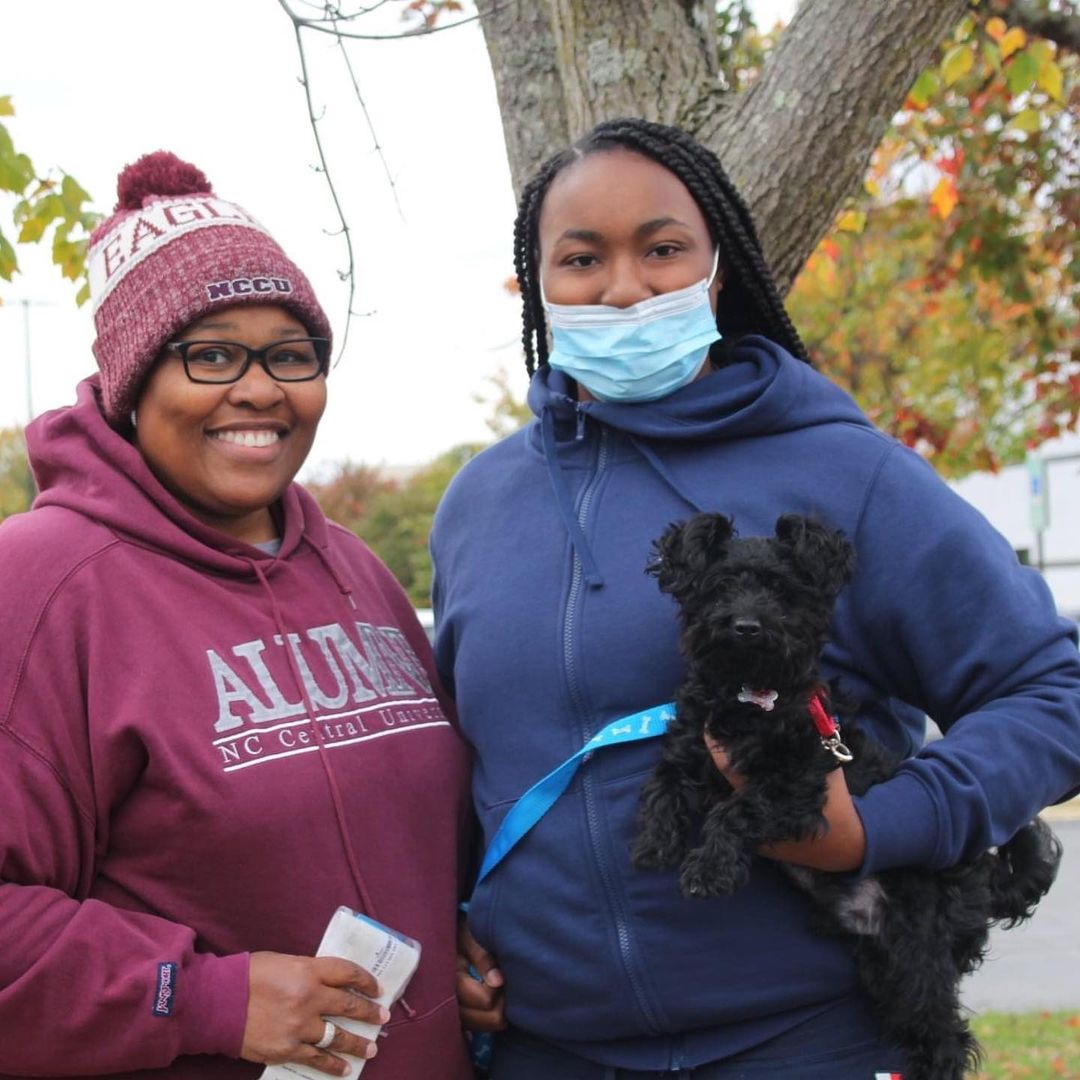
[{"xmin": 632, "ymin": 512, "xmax": 1062, "ymax": 1080}]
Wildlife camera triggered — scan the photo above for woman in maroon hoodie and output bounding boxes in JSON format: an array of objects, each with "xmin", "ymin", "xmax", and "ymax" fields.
[{"xmin": 0, "ymin": 154, "xmax": 472, "ymax": 1080}]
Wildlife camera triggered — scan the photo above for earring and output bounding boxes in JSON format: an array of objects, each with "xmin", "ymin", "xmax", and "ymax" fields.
[{"xmin": 130, "ymin": 409, "xmax": 138, "ymax": 429}]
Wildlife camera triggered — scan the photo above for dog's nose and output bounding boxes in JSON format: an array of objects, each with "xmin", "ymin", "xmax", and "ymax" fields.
[{"xmin": 733, "ymin": 618, "xmax": 762, "ymax": 639}]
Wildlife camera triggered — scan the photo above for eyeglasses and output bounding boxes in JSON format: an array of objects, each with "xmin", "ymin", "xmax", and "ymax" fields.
[{"xmin": 165, "ymin": 338, "xmax": 330, "ymax": 384}]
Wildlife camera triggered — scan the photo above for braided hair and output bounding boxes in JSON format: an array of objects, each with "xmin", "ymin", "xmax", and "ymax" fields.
[{"xmin": 513, "ymin": 117, "xmax": 809, "ymax": 375}]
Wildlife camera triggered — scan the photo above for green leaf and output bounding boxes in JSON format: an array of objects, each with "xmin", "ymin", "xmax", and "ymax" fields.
[
  {"xmin": 1026, "ymin": 38, "xmax": 1053, "ymax": 69},
  {"xmin": 1008, "ymin": 108, "xmax": 1041, "ymax": 134},
  {"xmin": 941, "ymin": 44, "xmax": 974, "ymax": 86},
  {"xmin": 52, "ymin": 234, "xmax": 87, "ymax": 282},
  {"xmin": 16, "ymin": 216, "xmax": 46, "ymax": 243},
  {"xmin": 953, "ymin": 14, "xmax": 976, "ymax": 42},
  {"xmin": 0, "ymin": 96, "xmax": 14, "ymax": 117},
  {"xmin": 1037, "ymin": 60, "xmax": 1063, "ymax": 102},
  {"xmin": 0, "ymin": 125, "xmax": 34, "ymax": 193},
  {"xmin": 1006, "ymin": 50, "xmax": 1039, "ymax": 95},
  {"xmin": 74, "ymin": 280, "xmax": 90, "ymax": 307},
  {"xmin": 16, "ymin": 193, "xmax": 64, "ymax": 243},
  {"xmin": 60, "ymin": 173, "xmax": 92, "ymax": 214},
  {"xmin": 0, "ymin": 231, "xmax": 17, "ymax": 281},
  {"xmin": 908, "ymin": 69, "xmax": 941, "ymax": 108}
]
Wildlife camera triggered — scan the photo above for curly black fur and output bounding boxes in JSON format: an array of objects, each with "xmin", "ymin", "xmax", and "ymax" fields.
[{"xmin": 632, "ymin": 512, "xmax": 1063, "ymax": 1080}]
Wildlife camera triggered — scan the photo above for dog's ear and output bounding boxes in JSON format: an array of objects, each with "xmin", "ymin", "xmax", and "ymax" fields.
[
  {"xmin": 648, "ymin": 514, "xmax": 735, "ymax": 596},
  {"xmin": 774, "ymin": 514, "xmax": 854, "ymax": 597}
]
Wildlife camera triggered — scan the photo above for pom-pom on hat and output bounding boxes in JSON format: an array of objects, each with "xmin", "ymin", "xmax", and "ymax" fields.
[{"xmin": 88, "ymin": 151, "xmax": 331, "ymax": 426}]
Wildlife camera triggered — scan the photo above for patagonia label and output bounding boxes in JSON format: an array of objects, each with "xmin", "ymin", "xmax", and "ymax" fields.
[{"xmin": 152, "ymin": 962, "xmax": 178, "ymax": 1017}]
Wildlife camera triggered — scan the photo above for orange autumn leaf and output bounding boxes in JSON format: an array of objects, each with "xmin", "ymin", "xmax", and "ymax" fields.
[
  {"xmin": 985, "ymin": 16, "xmax": 1007, "ymax": 42},
  {"xmin": 930, "ymin": 176, "xmax": 959, "ymax": 219},
  {"xmin": 1000, "ymin": 26, "xmax": 1027, "ymax": 59}
]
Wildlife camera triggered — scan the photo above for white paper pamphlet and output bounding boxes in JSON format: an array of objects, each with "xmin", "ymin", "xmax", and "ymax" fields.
[{"xmin": 259, "ymin": 907, "xmax": 421, "ymax": 1080}]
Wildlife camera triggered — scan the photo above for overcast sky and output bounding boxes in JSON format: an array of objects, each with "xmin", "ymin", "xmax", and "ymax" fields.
[
  {"xmin": 2, "ymin": 0, "xmax": 1077, "ymax": 607},
  {"xmin": 1, "ymin": 0, "xmax": 524, "ymax": 471}
]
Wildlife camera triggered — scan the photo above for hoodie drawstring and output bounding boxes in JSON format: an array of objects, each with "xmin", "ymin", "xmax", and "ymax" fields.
[
  {"xmin": 541, "ymin": 405, "xmax": 604, "ymax": 589},
  {"xmin": 245, "ymin": 557, "xmax": 378, "ymax": 919},
  {"xmin": 302, "ymin": 535, "xmax": 358, "ymax": 609},
  {"xmin": 540, "ymin": 405, "xmax": 707, "ymax": 587},
  {"xmin": 626, "ymin": 435, "xmax": 707, "ymax": 514},
  {"xmin": 248, "ymin": 553, "xmax": 418, "ymax": 1018}
]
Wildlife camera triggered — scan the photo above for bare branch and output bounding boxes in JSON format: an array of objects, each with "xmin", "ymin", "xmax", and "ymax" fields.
[
  {"xmin": 288, "ymin": 3, "xmax": 493, "ymax": 40},
  {"xmin": 292, "ymin": 0, "xmax": 397, "ymax": 21},
  {"xmin": 329, "ymin": 12, "xmax": 406, "ymax": 221},
  {"xmin": 278, "ymin": 0, "xmax": 360, "ymax": 363}
]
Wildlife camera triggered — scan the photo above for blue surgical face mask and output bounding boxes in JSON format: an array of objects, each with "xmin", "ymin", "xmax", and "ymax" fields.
[{"xmin": 543, "ymin": 249, "xmax": 721, "ymax": 403}]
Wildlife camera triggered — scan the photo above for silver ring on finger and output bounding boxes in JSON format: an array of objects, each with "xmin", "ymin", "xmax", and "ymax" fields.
[{"xmin": 313, "ymin": 1019, "xmax": 337, "ymax": 1050}]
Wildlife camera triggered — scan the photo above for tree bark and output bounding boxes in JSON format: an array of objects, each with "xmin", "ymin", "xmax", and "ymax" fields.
[
  {"xmin": 479, "ymin": 0, "xmax": 718, "ymax": 193},
  {"xmin": 479, "ymin": 0, "xmax": 969, "ymax": 293},
  {"xmin": 706, "ymin": 0, "xmax": 970, "ymax": 290}
]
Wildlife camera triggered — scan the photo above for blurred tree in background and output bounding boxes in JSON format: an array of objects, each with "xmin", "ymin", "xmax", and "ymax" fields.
[
  {"xmin": 788, "ymin": 2, "xmax": 1079, "ymax": 477},
  {"xmin": 307, "ymin": 445, "xmax": 481, "ymax": 606},
  {"xmin": 0, "ymin": 427, "xmax": 34, "ymax": 521}
]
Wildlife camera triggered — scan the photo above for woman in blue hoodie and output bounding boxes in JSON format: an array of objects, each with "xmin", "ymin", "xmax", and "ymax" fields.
[{"xmin": 434, "ymin": 119, "xmax": 1080, "ymax": 1078}]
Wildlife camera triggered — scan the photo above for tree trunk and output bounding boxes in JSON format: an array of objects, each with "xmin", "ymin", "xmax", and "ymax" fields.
[
  {"xmin": 479, "ymin": 0, "xmax": 719, "ymax": 193},
  {"xmin": 479, "ymin": 0, "xmax": 969, "ymax": 293}
]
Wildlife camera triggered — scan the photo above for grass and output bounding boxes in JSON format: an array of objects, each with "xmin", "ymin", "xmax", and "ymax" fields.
[{"xmin": 971, "ymin": 1010, "xmax": 1080, "ymax": 1078}]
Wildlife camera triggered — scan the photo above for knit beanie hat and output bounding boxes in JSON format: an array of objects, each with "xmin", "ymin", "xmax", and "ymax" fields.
[{"xmin": 88, "ymin": 151, "xmax": 332, "ymax": 426}]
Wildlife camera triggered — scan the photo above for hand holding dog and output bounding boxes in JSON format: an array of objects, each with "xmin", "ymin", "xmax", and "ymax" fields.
[{"xmin": 704, "ymin": 733, "xmax": 866, "ymax": 872}]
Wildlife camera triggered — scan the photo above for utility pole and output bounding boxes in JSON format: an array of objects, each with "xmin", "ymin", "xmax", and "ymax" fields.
[{"xmin": 7, "ymin": 297, "xmax": 53, "ymax": 424}]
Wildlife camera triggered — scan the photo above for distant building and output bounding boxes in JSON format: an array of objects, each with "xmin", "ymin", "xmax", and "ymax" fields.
[{"xmin": 951, "ymin": 435, "xmax": 1080, "ymax": 617}]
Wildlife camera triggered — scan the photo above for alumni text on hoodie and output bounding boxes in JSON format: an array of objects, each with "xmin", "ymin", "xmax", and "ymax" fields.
[
  {"xmin": 431, "ymin": 336, "xmax": 1080, "ymax": 1070},
  {"xmin": 0, "ymin": 377, "xmax": 472, "ymax": 1079}
]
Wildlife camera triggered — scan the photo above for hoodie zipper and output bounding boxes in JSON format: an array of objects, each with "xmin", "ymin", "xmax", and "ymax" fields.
[{"xmin": 561, "ymin": 426, "xmax": 664, "ymax": 1034}]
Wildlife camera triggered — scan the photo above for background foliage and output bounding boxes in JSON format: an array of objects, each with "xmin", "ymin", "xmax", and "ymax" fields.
[
  {"xmin": 0, "ymin": 427, "xmax": 33, "ymax": 520},
  {"xmin": 0, "ymin": 96, "xmax": 98, "ymax": 306},
  {"xmin": 788, "ymin": 2, "xmax": 1079, "ymax": 477}
]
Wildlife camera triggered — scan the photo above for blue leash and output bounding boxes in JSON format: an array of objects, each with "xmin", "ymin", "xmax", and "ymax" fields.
[{"xmin": 465, "ymin": 702, "xmax": 675, "ymax": 1072}]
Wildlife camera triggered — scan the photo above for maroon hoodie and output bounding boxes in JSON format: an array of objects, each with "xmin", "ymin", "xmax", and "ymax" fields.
[{"xmin": 0, "ymin": 378, "xmax": 472, "ymax": 1079}]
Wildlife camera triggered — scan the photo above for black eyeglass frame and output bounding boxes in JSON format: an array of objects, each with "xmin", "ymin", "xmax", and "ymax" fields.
[{"xmin": 164, "ymin": 338, "xmax": 331, "ymax": 384}]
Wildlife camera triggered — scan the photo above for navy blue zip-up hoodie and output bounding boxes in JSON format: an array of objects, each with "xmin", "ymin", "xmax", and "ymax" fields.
[{"xmin": 431, "ymin": 338, "xmax": 1080, "ymax": 1069}]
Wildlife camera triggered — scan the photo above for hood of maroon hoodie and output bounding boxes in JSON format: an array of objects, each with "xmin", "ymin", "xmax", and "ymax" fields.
[{"xmin": 28, "ymin": 375, "xmax": 327, "ymax": 571}]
